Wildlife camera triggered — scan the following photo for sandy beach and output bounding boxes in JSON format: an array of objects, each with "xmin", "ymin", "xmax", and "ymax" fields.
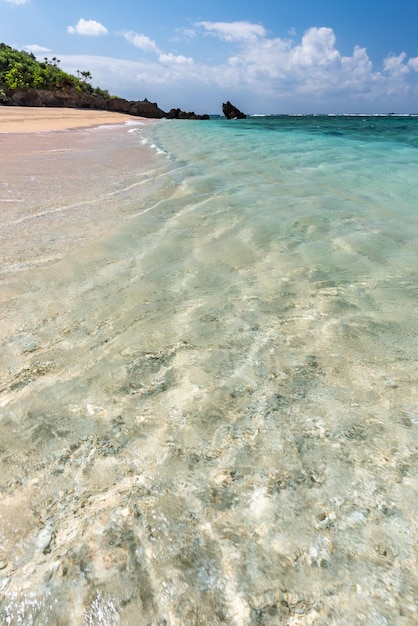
[
  {"xmin": 0, "ymin": 106, "xmax": 144, "ymax": 133},
  {"xmin": 0, "ymin": 109, "xmax": 161, "ymax": 283}
]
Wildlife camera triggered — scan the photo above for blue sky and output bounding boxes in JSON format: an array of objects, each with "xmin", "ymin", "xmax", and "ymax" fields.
[{"xmin": 2, "ymin": 0, "xmax": 418, "ymax": 114}]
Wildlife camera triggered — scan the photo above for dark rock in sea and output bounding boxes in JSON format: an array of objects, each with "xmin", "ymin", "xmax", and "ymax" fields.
[
  {"xmin": 1, "ymin": 87, "xmax": 210, "ymax": 120},
  {"xmin": 222, "ymin": 101, "xmax": 246, "ymax": 119},
  {"xmin": 105, "ymin": 96, "xmax": 166, "ymax": 118},
  {"xmin": 166, "ymin": 108, "xmax": 210, "ymax": 120}
]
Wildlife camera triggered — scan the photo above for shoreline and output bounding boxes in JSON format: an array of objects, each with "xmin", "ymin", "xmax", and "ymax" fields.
[
  {"xmin": 0, "ymin": 115, "xmax": 165, "ymax": 281},
  {"xmin": 0, "ymin": 106, "xmax": 147, "ymax": 133}
]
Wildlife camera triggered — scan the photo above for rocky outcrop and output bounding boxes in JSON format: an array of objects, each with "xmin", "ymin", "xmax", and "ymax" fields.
[
  {"xmin": 166, "ymin": 108, "xmax": 210, "ymax": 120},
  {"xmin": 222, "ymin": 101, "xmax": 246, "ymax": 119},
  {"xmin": 1, "ymin": 87, "xmax": 210, "ymax": 120},
  {"xmin": 105, "ymin": 97, "xmax": 166, "ymax": 118},
  {"xmin": 6, "ymin": 88, "xmax": 167, "ymax": 118}
]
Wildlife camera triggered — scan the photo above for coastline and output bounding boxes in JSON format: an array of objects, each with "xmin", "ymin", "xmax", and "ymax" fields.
[
  {"xmin": 0, "ymin": 114, "xmax": 165, "ymax": 282},
  {"xmin": 0, "ymin": 106, "xmax": 146, "ymax": 133}
]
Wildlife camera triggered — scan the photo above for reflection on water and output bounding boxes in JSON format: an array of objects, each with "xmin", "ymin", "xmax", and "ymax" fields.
[{"xmin": 0, "ymin": 121, "xmax": 418, "ymax": 624}]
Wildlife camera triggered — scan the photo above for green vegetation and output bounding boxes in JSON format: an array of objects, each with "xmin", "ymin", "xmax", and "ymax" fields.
[{"xmin": 0, "ymin": 42, "xmax": 111, "ymax": 98}]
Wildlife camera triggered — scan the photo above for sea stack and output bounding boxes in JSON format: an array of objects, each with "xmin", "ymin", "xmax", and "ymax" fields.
[{"xmin": 222, "ymin": 101, "xmax": 246, "ymax": 119}]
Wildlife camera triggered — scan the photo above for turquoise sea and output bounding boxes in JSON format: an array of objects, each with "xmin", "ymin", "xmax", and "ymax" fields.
[{"xmin": 0, "ymin": 115, "xmax": 417, "ymax": 624}]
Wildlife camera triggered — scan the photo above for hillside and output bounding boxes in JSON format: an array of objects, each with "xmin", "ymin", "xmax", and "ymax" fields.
[
  {"xmin": 0, "ymin": 43, "xmax": 208, "ymax": 120},
  {"xmin": 0, "ymin": 43, "xmax": 111, "ymax": 100}
]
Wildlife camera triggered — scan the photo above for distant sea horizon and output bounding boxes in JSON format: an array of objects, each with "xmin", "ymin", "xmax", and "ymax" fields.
[{"xmin": 217, "ymin": 111, "xmax": 418, "ymax": 116}]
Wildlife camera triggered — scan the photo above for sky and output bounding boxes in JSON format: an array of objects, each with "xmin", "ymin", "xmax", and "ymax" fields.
[{"xmin": 2, "ymin": 0, "xmax": 418, "ymax": 114}]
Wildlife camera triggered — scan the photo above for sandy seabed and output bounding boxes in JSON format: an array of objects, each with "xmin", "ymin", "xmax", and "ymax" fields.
[
  {"xmin": 1, "ymin": 110, "xmax": 418, "ymax": 625},
  {"xmin": 0, "ymin": 115, "xmax": 175, "ymax": 624}
]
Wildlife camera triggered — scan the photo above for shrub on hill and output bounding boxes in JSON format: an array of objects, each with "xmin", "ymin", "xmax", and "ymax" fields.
[{"xmin": 0, "ymin": 43, "xmax": 111, "ymax": 98}]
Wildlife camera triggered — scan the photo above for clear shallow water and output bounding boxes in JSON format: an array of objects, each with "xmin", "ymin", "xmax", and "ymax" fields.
[{"xmin": 0, "ymin": 117, "xmax": 417, "ymax": 624}]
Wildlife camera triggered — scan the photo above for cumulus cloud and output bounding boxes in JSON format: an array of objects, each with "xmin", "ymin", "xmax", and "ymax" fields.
[
  {"xmin": 197, "ymin": 21, "xmax": 266, "ymax": 42},
  {"xmin": 383, "ymin": 52, "xmax": 410, "ymax": 76},
  {"xmin": 408, "ymin": 57, "xmax": 418, "ymax": 71},
  {"xmin": 123, "ymin": 31, "xmax": 160, "ymax": 54},
  {"xmin": 216, "ymin": 25, "xmax": 368, "ymax": 96},
  {"xmin": 25, "ymin": 44, "xmax": 51, "ymax": 53},
  {"xmin": 121, "ymin": 30, "xmax": 193, "ymax": 67},
  {"xmin": 159, "ymin": 53, "xmax": 193, "ymax": 65},
  {"xmin": 291, "ymin": 27, "xmax": 340, "ymax": 68},
  {"xmin": 58, "ymin": 22, "xmax": 418, "ymax": 113},
  {"xmin": 67, "ymin": 18, "xmax": 108, "ymax": 37}
]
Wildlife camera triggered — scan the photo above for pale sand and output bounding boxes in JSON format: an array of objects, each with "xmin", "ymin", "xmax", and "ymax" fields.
[
  {"xmin": 0, "ymin": 106, "xmax": 146, "ymax": 133},
  {"xmin": 0, "ymin": 112, "xmax": 162, "ymax": 278}
]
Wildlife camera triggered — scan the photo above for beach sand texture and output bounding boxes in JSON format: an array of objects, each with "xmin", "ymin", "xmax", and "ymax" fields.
[{"xmin": 0, "ymin": 106, "xmax": 142, "ymax": 133}]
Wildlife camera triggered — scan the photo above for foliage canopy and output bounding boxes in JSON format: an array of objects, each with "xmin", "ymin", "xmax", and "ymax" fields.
[{"xmin": 0, "ymin": 43, "xmax": 111, "ymax": 98}]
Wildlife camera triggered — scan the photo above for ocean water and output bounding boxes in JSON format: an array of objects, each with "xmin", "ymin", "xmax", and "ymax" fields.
[{"xmin": 0, "ymin": 115, "xmax": 418, "ymax": 625}]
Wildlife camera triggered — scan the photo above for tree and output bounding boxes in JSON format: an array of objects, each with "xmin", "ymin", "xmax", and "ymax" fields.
[{"xmin": 0, "ymin": 42, "xmax": 111, "ymax": 99}]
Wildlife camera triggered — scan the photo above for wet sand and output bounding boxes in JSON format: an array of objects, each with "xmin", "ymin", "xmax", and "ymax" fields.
[{"xmin": 0, "ymin": 115, "xmax": 159, "ymax": 279}]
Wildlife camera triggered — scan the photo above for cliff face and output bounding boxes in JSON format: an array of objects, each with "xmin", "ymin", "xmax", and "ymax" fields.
[{"xmin": 1, "ymin": 87, "xmax": 209, "ymax": 120}]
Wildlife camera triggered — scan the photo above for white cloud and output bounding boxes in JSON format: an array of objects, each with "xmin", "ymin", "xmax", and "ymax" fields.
[
  {"xmin": 123, "ymin": 31, "xmax": 160, "ymax": 54},
  {"xmin": 198, "ymin": 21, "xmax": 266, "ymax": 42},
  {"xmin": 383, "ymin": 52, "xmax": 410, "ymax": 76},
  {"xmin": 203, "ymin": 24, "xmax": 388, "ymax": 102},
  {"xmin": 57, "ymin": 23, "xmax": 418, "ymax": 114},
  {"xmin": 173, "ymin": 27, "xmax": 197, "ymax": 42},
  {"xmin": 408, "ymin": 57, "xmax": 418, "ymax": 71},
  {"xmin": 67, "ymin": 18, "xmax": 108, "ymax": 37},
  {"xmin": 25, "ymin": 44, "xmax": 51, "ymax": 53},
  {"xmin": 159, "ymin": 53, "xmax": 193, "ymax": 65},
  {"xmin": 3, "ymin": 0, "xmax": 30, "ymax": 4},
  {"xmin": 291, "ymin": 27, "xmax": 340, "ymax": 68},
  {"xmin": 340, "ymin": 46, "xmax": 374, "ymax": 92}
]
